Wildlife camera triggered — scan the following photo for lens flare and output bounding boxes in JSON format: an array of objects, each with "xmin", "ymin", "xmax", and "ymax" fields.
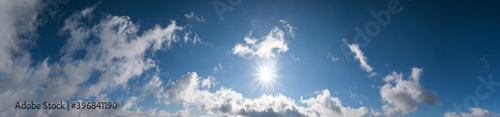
[{"xmin": 254, "ymin": 59, "xmax": 279, "ymax": 93}]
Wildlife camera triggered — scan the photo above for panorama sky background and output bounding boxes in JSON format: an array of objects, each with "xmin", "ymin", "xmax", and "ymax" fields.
[{"xmin": 1, "ymin": 0, "xmax": 500, "ymax": 116}]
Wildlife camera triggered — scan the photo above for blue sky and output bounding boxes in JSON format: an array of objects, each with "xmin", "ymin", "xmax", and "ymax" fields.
[{"xmin": 1, "ymin": 0, "xmax": 500, "ymax": 116}]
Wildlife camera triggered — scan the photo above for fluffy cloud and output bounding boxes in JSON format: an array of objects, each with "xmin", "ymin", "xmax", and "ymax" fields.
[
  {"xmin": 232, "ymin": 21, "xmax": 295, "ymax": 59},
  {"xmin": 0, "ymin": 2, "xmax": 201, "ymax": 116},
  {"xmin": 146, "ymin": 72, "xmax": 374, "ymax": 117},
  {"xmin": 0, "ymin": 0, "xmax": 42, "ymax": 90},
  {"xmin": 54, "ymin": 5, "xmax": 185, "ymax": 99},
  {"xmin": 444, "ymin": 108, "xmax": 500, "ymax": 117},
  {"xmin": 380, "ymin": 68, "xmax": 441, "ymax": 116},
  {"xmin": 0, "ymin": 0, "xmax": 52, "ymax": 116}
]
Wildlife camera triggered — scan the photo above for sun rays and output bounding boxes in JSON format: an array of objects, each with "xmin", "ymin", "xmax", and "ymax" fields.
[{"xmin": 253, "ymin": 59, "xmax": 279, "ymax": 93}]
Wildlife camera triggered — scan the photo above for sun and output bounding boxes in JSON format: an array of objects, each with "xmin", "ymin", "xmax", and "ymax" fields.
[
  {"xmin": 254, "ymin": 59, "xmax": 278, "ymax": 92},
  {"xmin": 258, "ymin": 66, "xmax": 274, "ymax": 82}
]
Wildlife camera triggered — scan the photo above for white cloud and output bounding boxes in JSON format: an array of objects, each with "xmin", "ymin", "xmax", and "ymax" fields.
[
  {"xmin": 368, "ymin": 72, "xmax": 379, "ymax": 78},
  {"xmin": 212, "ymin": 63, "xmax": 223, "ymax": 73},
  {"xmin": 0, "ymin": 0, "xmax": 41, "ymax": 90},
  {"xmin": 232, "ymin": 22, "xmax": 296, "ymax": 59},
  {"xmin": 327, "ymin": 53, "xmax": 340, "ymax": 62},
  {"xmin": 444, "ymin": 108, "xmax": 500, "ymax": 117},
  {"xmin": 143, "ymin": 75, "xmax": 164, "ymax": 103},
  {"xmin": 148, "ymin": 72, "xmax": 374, "ymax": 117},
  {"xmin": 0, "ymin": 3, "xmax": 201, "ymax": 116},
  {"xmin": 0, "ymin": 0, "xmax": 52, "ymax": 115},
  {"xmin": 183, "ymin": 30, "xmax": 202, "ymax": 45},
  {"xmin": 300, "ymin": 89, "xmax": 372, "ymax": 117},
  {"xmin": 201, "ymin": 76, "xmax": 216, "ymax": 89},
  {"xmin": 54, "ymin": 6, "xmax": 185, "ymax": 99},
  {"xmin": 280, "ymin": 20, "xmax": 296, "ymax": 39},
  {"xmin": 380, "ymin": 68, "xmax": 441, "ymax": 116},
  {"xmin": 347, "ymin": 43, "xmax": 373, "ymax": 72},
  {"xmin": 344, "ymin": 40, "xmax": 381, "ymax": 78},
  {"xmin": 331, "ymin": 57, "xmax": 340, "ymax": 62}
]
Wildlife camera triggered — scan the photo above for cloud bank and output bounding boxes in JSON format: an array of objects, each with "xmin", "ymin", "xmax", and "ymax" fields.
[{"xmin": 146, "ymin": 72, "xmax": 374, "ymax": 117}]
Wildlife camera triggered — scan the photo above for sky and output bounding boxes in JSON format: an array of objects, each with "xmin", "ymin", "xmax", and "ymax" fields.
[{"xmin": 1, "ymin": 0, "xmax": 500, "ymax": 117}]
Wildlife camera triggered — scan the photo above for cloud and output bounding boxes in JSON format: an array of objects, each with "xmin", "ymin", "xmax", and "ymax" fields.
[
  {"xmin": 344, "ymin": 40, "xmax": 380, "ymax": 78},
  {"xmin": 183, "ymin": 30, "xmax": 202, "ymax": 45},
  {"xmin": 201, "ymin": 76, "xmax": 216, "ymax": 89},
  {"xmin": 327, "ymin": 53, "xmax": 340, "ymax": 62},
  {"xmin": 444, "ymin": 108, "xmax": 500, "ymax": 117},
  {"xmin": 0, "ymin": 3, "xmax": 201, "ymax": 116},
  {"xmin": 332, "ymin": 57, "xmax": 340, "ymax": 62},
  {"xmin": 380, "ymin": 68, "xmax": 441, "ymax": 116},
  {"xmin": 349, "ymin": 91, "xmax": 368, "ymax": 105},
  {"xmin": 368, "ymin": 72, "xmax": 379, "ymax": 78},
  {"xmin": 143, "ymin": 75, "xmax": 164, "ymax": 103},
  {"xmin": 0, "ymin": 0, "xmax": 52, "ymax": 115},
  {"xmin": 300, "ymin": 89, "xmax": 372, "ymax": 117},
  {"xmin": 212, "ymin": 63, "xmax": 223, "ymax": 73},
  {"xmin": 147, "ymin": 72, "xmax": 374, "ymax": 117},
  {"xmin": 280, "ymin": 20, "xmax": 296, "ymax": 39},
  {"xmin": 0, "ymin": 0, "xmax": 42, "ymax": 90},
  {"xmin": 232, "ymin": 22, "xmax": 296, "ymax": 59},
  {"xmin": 54, "ymin": 6, "xmax": 185, "ymax": 99},
  {"xmin": 347, "ymin": 43, "xmax": 373, "ymax": 72},
  {"xmin": 291, "ymin": 53, "xmax": 301, "ymax": 62}
]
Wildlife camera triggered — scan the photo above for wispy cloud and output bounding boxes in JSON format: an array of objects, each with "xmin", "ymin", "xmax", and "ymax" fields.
[
  {"xmin": 291, "ymin": 53, "xmax": 301, "ymax": 62},
  {"xmin": 280, "ymin": 20, "xmax": 296, "ymax": 39},
  {"xmin": 344, "ymin": 40, "xmax": 380, "ymax": 78},
  {"xmin": 212, "ymin": 63, "xmax": 223, "ymax": 73},
  {"xmin": 327, "ymin": 53, "xmax": 340, "ymax": 63},
  {"xmin": 347, "ymin": 42, "xmax": 373, "ymax": 72},
  {"xmin": 349, "ymin": 91, "xmax": 368, "ymax": 105}
]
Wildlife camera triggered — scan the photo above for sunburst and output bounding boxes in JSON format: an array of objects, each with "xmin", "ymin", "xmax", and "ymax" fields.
[{"xmin": 254, "ymin": 59, "xmax": 279, "ymax": 92}]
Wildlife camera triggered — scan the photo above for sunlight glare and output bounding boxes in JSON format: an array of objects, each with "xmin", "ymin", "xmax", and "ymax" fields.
[{"xmin": 254, "ymin": 59, "xmax": 279, "ymax": 92}]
